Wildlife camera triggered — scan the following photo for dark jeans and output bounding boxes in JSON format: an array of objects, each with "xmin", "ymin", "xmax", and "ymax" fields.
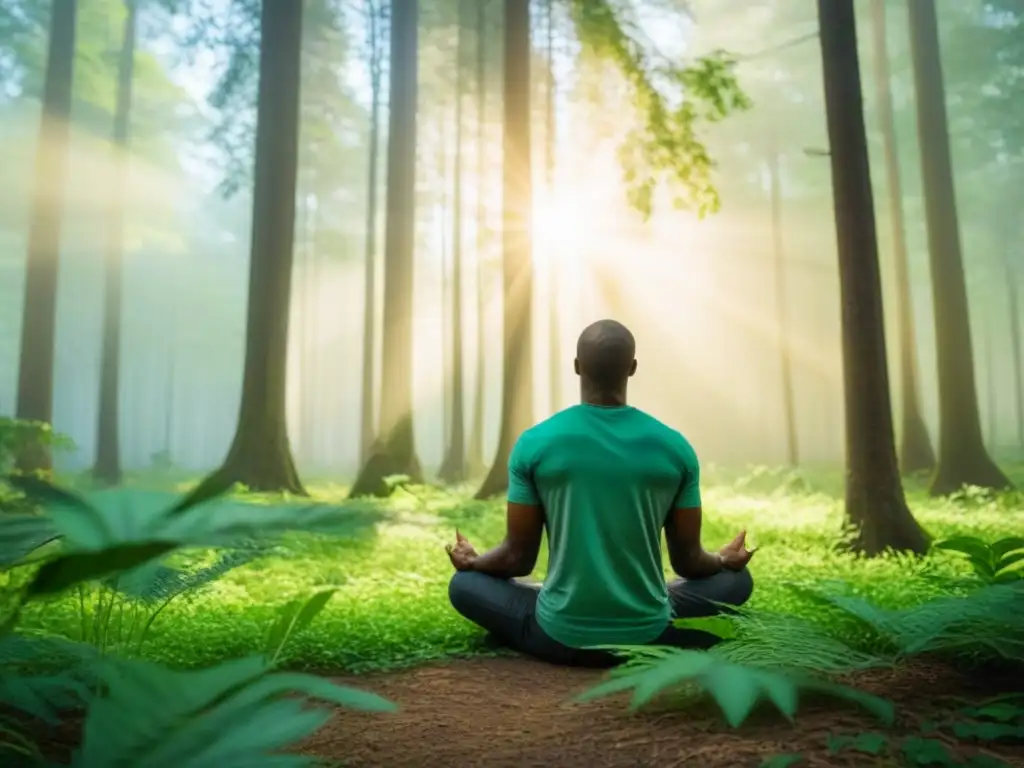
[{"xmin": 448, "ymin": 567, "xmax": 754, "ymax": 667}]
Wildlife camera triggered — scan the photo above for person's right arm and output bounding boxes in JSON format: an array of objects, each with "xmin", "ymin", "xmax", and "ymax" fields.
[{"xmin": 664, "ymin": 445, "xmax": 725, "ymax": 579}]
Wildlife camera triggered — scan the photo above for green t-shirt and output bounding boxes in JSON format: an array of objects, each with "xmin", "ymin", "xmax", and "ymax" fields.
[{"xmin": 507, "ymin": 403, "xmax": 701, "ymax": 649}]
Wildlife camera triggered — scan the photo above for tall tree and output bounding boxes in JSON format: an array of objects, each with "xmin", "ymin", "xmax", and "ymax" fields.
[
  {"xmin": 359, "ymin": 0, "xmax": 386, "ymax": 466},
  {"xmin": 906, "ymin": 0, "xmax": 1012, "ymax": 495},
  {"xmin": 544, "ymin": 0, "xmax": 561, "ymax": 415},
  {"xmin": 766, "ymin": 138, "xmax": 798, "ymax": 467},
  {"xmin": 14, "ymin": 0, "xmax": 77, "ymax": 473},
  {"xmin": 202, "ymin": 0, "xmax": 306, "ymax": 494},
  {"xmin": 1006, "ymin": 244, "xmax": 1024, "ymax": 447},
  {"xmin": 350, "ymin": 0, "xmax": 423, "ymax": 497},
  {"xmin": 93, "ymin": 0, "xmax": 139, "ymax": 486},
  {"xmin": 439, "ymin": 0, "xmax": 469, "ymax": 484},
  {"xmin": 817, "ymin": 0, "xmax": 929, "ymax": 555},
  {"xmin": 869, "ymin": 0, "xmax": 935, "ymax": 474},
  {"xmin": 475, "ymin": 0, "xmax": 533, "ymax": 499},
  {"xmin": 466, "ymin": 0, "xmax": 489, "ymax": 477}
]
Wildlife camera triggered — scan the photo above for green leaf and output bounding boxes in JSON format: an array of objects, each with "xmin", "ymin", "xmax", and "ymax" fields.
[
  {"xmin": 164, "ymin": 471, "xmax": 237, "ymax": 516},
  {"xmin": 991, "ymin": 537, "xmax": 1024, "ymax": 559},
  {"xmin": 827, "ymin": 732, "xmax": 889, "ymax": 755},
  {"xmin": 900, "ymin": 737, "xmax": 955, "ymax": 766},
  {"xmin": 26, "ymin": 541, "xmax": 179, "ymax": 598},
  {"xmin": 959, "ymin": 702, "xmax": 1024, "ymax": 723},
  {"xmin": 966, "ymin": 755, "xmax": 1011, "ymax": 768},
  {"xmin": 4, "ymin": 475, "xmax": 113, "ymax": 546},
  {"xmin": 264, "ymin": 589, "xmax": 337, "ymax": 663},
  {"xmin": 952, "ymin": 721, "xmax": 1024, "ymax": 741},
  {"xmin": 673, "ymin": 615, "xmax": 738, "ymax": 640}
]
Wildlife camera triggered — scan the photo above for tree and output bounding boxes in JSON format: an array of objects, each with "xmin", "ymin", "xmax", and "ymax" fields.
[
  {"xmin": 15, "ymin": 0, "xmax": 77, "ymax": 473},
  {"xmin": 906, "ymin": 0, "xmax": 1012, "ymax": 495},
  {"xmin": 359, "ymin": 0, "xmax": 387, "ymax": 466},
  {"xmin": 203, "ymin": 0, "xmax": 306, "ymax": 494},
  {"xmin": 349, "ymin": 0, "xmax": 423, "ymax": 497},
  {"xmin": 868, "ymin": 0, "xmax": 935, "ymax": 474},
  {"xmin": 474, "ymin": 0, "xmax": 534, "ymax": 500},
  {"xmin": 439, "ymin": 0, "xmax": 469, "ymax": 484},
  {"xmin": 817, "ymin": 0, "xmax": 929, "ymax": 555},
  {"xmin": 93, "ymin": 0, "xmax": 139, "ymax": 486},
  {"xmin": 544, "ymin": 0, "xmax": 561, "ymax": 416}
]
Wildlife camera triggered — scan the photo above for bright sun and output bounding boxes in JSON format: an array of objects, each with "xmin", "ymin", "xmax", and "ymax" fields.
[{"xmin": 531, "ymin": 188, "xmax": 584, "ymax": 270}]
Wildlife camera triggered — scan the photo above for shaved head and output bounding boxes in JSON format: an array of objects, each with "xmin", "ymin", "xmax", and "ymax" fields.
[{"xmin": 575, "ymin": 319, "xmax": 637, "ymax": 393}]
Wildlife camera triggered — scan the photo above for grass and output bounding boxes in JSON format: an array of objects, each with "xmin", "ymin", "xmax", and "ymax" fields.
[{"xmin": 11, "ymin": 464, "xmax": 1024, "ymax": 675}]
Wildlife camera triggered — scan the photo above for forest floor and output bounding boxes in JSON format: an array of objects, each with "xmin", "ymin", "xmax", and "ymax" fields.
[{"xmin": 298, "ymin": 657, "xmax": 1024, "ymax": 767}]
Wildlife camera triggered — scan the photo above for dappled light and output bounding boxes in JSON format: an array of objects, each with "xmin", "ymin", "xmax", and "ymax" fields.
[{"xmin": 1, "ymin": 0, "xmax": 1022, "ymax": 765}]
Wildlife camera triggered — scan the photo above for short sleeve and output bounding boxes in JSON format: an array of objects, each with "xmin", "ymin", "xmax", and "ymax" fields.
[
  {"xmin": 671, "ymin": 440, "xmax": 702, "ymax": 509},
  {"xmin": 507, "ymin": 433, "xmax": 541, "ymax": 505}
]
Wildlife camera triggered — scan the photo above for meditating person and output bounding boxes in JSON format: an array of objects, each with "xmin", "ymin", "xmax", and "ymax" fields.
[{"xmin": 445, "ymin": 318, "xmax": 755, "ymax": 667}]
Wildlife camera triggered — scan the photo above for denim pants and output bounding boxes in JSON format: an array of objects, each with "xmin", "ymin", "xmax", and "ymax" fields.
[{"xmin": 448, "ymin": 567, "xmax": 754, "ymax": 667}]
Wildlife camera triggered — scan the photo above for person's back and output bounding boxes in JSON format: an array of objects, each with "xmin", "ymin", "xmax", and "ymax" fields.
[{"xmin": 514, "ymin": 405, "xmax": 697, "ymax": 647}]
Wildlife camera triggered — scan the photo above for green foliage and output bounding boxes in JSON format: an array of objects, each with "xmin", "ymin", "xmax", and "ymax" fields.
[
  {"xmin": 578, "ymin": 647, "xmax": 894, "ymax": 726},
  {"xmin": 264, "ymin": 588, "xmax": 338, "ymax": 666},
  {"xmin": 933, "ymin": 536, "xmax": 1024, "ymax": 584},
  {"xmin": 0, "ymin": 418, "xmax": 75, "ymax": 474},
  {"xmin": 568, "ymin": 0, "xmax": 751, "ymax": 218}
]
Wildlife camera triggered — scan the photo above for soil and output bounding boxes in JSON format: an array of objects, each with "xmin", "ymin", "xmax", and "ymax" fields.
[
  {"xmin": 22, "ymin": 657, "xmax": 1024, "ymax": 767},
  {"xmin": 300, "ymin": 658, "xmax": 1024, "ymax": 768}
]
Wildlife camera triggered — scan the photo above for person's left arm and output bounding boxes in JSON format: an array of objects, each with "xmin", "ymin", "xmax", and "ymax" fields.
[{"xmin": 469, "ymin": 437, "xmax": 545, "ymax": 579}]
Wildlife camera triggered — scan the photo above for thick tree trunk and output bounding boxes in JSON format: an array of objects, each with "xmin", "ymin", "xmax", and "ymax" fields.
[
  {"xmin": 92, "ymin": 0, "xmax": 138, "ymax": 486},
  {"xmin": 204, "ymin": 0, "xmax": 306, "ymax": 495},
  {"xmin": 1006, "ymin": 256, "xmax": 1023, "ymax": 448},
  {"xmin": 766, "ymin": 143, "xmax": 799, "ymax": 467},
  {"xmin": 350, "ymin": 0, "xmax": 423, "ymax": 497},
  {"xmin": 984, "ymin": 305, "xmax": 997, "ymax": 448},
  {"xmin": 440, "ymin": 113, "xmax": 452, "ymax": 454},
  {"xmin": 869, "ymin": 0, "xmax": 935, "ymax": 475},
  {"xmin": 817, "ymin": 0, "xmax": 929, "ymax": 555},
  {"xmin": 545, "ymin": 0, "xmax": 561, "ymax": 416},
  {"xmin": 15, "ymin": 0, "xmax": 77, "ymax": 474},
  {"xmin": 475, "ymin": 0, "xmax": 534, "ymax": 500},
  {"xmin": 440, "ymin": 0, "xmax": 469, "ymax": 484},
  {"xmin": 359, "ymin": 0, "xmax": 384, "ymax": 466},
  {"xmin": 906, "ymin": 0, "xmax": 1011, "ymax": 495},
  {"xmin": 466, "ymin": 0, "xmax": 488, "ymax": 477}
]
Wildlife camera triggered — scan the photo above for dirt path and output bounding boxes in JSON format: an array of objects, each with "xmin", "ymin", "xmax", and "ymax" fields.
[{"xmin": 301, "ymin": 658, "xmax": 1024, "ymax": 768}]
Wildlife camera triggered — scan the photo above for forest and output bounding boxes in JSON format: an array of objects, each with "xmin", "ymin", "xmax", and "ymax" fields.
[{"xmin": 0, "ymin": 0, "xmax": 1021, "ymax": 766}]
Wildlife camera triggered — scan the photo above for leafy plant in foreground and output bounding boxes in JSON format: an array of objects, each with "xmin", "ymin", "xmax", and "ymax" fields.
[
  {"xmin": 264, "ymin": 588, "xmax": 338, "ymax": 667},
  {"xmin": 933, "ymin": 536, "xmax": 1024, "ymax": 585}
]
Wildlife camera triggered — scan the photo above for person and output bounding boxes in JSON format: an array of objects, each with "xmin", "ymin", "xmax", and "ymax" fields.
[{"xmin": 445, "ymin": 319, "xmax": 756, "ymax": 667}]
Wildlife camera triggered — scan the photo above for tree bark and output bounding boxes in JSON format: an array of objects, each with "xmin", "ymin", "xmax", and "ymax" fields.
[
  {"xmin": 439, "ymin": 0, "xmax": 469, "ymax": 484},
  {"xmin": 92, "ymin": 0, "xmax": 138, "ymax": 486},
  {"xmin": 817, "ymin": 0, "xmax": 929, "ymax": 555},
  {"xmin": 359, "ymin": 0, "xmax": 385, "ymax": 466},
  {"xmin": 766, "ymin": 141, "xmax": 799, "ymax": 467},
  {"xmin": 204, "ymin": 0, "xmax": 306, "ymax": 495},
  {"xmin": 906, "ymin": 0, "xmax": 1011, "ymax": 494},
  {"xmin": 349, "ymin": 0, "xmax": 423, "ymax": 497},
  {"xmin": 1006, "ymin": 254, "xmax": 1023, "ymax": 448},
  {"xmin": 15, "ymin": 0, "xmax": 77, "ymax": 474},
  {"xmin": 475, "ymin": 0, "xmax": 534, "ymax": 500},
  {"xmin": 466, "ymin": 0, "xmax": 488, "ymax": 477},
  {"xmin": 869, "ymin": 0, "xmax": 935, "ymax": 475},
  {"xmin": 545, "ymin": 0, "xmax": 561, "ymax": 416}
]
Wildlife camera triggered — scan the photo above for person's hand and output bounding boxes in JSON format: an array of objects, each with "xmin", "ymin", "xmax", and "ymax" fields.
[
  {"xmin": 445, "ymin": 529, "xmax": 478, "ymax": 572},
  {"xmin": 719, "ymin": 530, "xmax": 756, "ymax": 571}
]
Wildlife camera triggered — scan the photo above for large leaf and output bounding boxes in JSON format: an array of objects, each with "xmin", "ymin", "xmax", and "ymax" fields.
[
  {"xmin": 5, "ymin": 475, "xmax": 113, "ymax": 547},
  {"xmin": 26, "ymin": 541, "xmax": 179, "ymax": 598},
  {"xmin": 264, "ymin": 589, "xmax": 337, "ymax": 664},
  {"xmin": 0, "ymin": 513, "xmax": 62, "ymax": 568},
  {"xmin": 0, "ymin": 672, "xmax": 90, "ymax": 723}
]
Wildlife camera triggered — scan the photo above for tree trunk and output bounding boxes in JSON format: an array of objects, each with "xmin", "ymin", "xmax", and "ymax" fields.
[
  {"xmin": 440, "ymin": 0, "xmax": 469, "ymax": 484},
  {"xmin": 475, "ymin": 0, "xmax": 534, "ymax": 500},
  {"xmin": 1006, "ymin": 255, "xmax": 1023, "ymax": 448},
  {"xmin": 906, "ymin": 0, "xmax": 1011, "ymax": 494},
  {"xmin": 766, "ymin": 143, "xmax": 799, "ymax": 467},
  {"xmin": 984, "ymin": 303, "xmax": 997, "ymax": 449},
  {"xmin": 92, "ymin": 0, "xmax": 138, "ymax": 486},
  {"xmin": 15, "ymin": 0, "xmax": 77, "ymax": 474},
  {"xmin": 439, "ymin": 112, "xmax": 452, "ymax": 454},
  {"xmin": 359, "ymin": 0, "xmax": 384, "ymax": 466},
  {"xmin": 349, "ymin": 0, "xmax": 423, "ymax": 497},
  {"xmin": 203, "ymin": 0, "xmax": 306, "ymax": 495},
  {"xmin": 545, "ymin": 0, "xmax": 561, "ymax": 416},
  {"xmin": 869, "ymin": 0, "xmax": 935, "ymax": 475},
  {"xmin": 817, "ymin": 0, "xmax": 929, "ymax": 555},
  {"xmin": 466, "ymin": 0, "xmax": 488, "ymax": 477}
]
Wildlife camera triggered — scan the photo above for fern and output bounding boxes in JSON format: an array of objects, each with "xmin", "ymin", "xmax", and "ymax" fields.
[
  {"xmin": 578, "ymin": 649, "xmax": 894, "ymax": 727},
  {"xmin": 71, "ymin": 655, "xmax": 395, "ymax": 767},
  {"xmin": 934, "ymin": 536, "xmax": 1024, "ymax": 584}
]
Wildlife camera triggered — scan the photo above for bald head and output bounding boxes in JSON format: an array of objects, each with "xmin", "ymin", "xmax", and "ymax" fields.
[{"xmin": 574, "ymin": 319, "xmax": 637, "ymax": 395}]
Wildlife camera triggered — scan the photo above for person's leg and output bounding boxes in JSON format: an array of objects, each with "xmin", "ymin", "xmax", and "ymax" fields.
[
  {"xmin": 653, "ymin": 568, "xmax": 755, "ymax": 649},
  {"xmin": 449, "ymin": 571, "xmax": 601, "ymax": 665}
]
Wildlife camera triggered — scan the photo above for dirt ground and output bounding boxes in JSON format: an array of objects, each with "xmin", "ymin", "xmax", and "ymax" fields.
[{"xmin": 300, "ymin": 658, "xmax": 1024, "ymax": 768}]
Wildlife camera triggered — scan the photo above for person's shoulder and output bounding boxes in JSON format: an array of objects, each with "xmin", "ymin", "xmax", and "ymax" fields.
[
  {"xmin": 631, "ymin": 409, "xmax": 697, "ymax": 461},
  {"xmin": 522, "ymin": 406, "xmax": 577, "ymax": 441}
]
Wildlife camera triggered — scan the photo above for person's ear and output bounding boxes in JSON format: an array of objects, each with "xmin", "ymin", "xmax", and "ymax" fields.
[
  {"xmin": 574, "ymin": 358, "xmax": 580, "ymax": 376},
  {"xmin": 629, "ymin": 359, "xmax": 638, "ymax": 377}
]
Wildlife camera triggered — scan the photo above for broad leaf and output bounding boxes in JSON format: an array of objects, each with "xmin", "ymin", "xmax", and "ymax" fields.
[
  {"xmin": 26, "ymin": 541, "xmax": 180, "ymax": 597},
  {"xmin": 264, "ymin": 589, "xmax": 337, "ymax": 663}
]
